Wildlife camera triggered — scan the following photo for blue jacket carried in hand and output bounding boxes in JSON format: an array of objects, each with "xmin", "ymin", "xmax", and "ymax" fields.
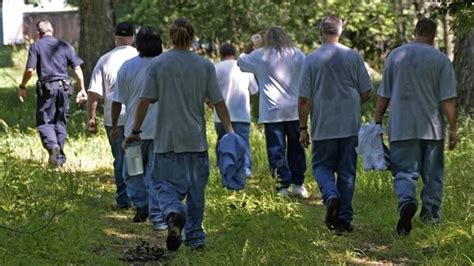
[{"xmin": 217, "ymin": 133, "xmax": 246, "ymax": 190}]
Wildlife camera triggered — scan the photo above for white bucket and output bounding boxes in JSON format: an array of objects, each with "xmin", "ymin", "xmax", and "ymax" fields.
[{"xmin": 125, "ymin": 142, "xmax": 144, "ymax": 176}]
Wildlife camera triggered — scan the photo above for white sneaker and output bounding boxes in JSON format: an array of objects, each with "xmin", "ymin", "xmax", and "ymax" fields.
[
  {"xmin": 290, "ymin": 184, "xmax": 310, "ymax": 199},
  {"xmin": 277, "ymin": 188, "xmax": 289, "ymax": 196},
  {"xmin": 48, "ymin": 144, "xmax": 60, "ymax": 166}
]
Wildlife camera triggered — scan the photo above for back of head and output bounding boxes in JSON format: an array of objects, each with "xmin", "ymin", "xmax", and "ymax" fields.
[
  {"xmin": 219, "ymin": 43, "xmax": 236, "ymax": 58},
  {"xmin": 319, "ymin": 15, "xmax": 343, "ymax": 36},
  {"xmin": 170, "ymin": 18, "xmax": 194, "ymax": 48},
  {"xmin": 414, "ymin": 17, "xmax": 437, "ymax": 38},
  {"xmin": 263, "ymin": 26, "xmax": 293, "ymax": 52},
  {"xmin": 115, "ymin": 22, "xmax": 134, "ymax": 37},
  {"xmin": 136, "ymin": 26, "xmax": 163, "ymax": 57},
  {"xmin": 36, "ymin": 20, "xmax": 53, "ymax": 35}
]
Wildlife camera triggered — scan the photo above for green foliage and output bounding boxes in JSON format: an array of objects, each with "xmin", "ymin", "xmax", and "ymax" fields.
[
  {"xmin": 117, "ymin": 0, "xmax": 409, "ymax": 69},
  {"xmin": 0, "ymin": 46, "xmax": 472, "ymax": 264},
  {"xmin": 437, "ymin": 0, "xmax": 474, "ymax": 35}
]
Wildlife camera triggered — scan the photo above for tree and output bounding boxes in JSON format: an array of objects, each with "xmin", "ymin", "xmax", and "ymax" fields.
[
  {"xmin": 438, "ymin": 1, "xmax": 474, "ymax": 115},
  {"xmin": 453, "ymin": 29, "xmax": 474, "ymax": 115},
  {"xmin": 79, "ymin": 0, "xmax": 115, "ymax": 87}
]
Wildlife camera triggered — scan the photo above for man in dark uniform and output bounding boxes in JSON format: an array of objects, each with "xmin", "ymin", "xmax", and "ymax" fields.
[{"xmin": 17, "ymin": 20, "xmax": 87, "ymax": 166}]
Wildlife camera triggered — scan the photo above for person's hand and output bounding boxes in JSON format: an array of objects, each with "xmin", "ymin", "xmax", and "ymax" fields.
[
  {"xmin": 76, "ymin": 89, "xmax": 87, "ymax": 104},
  {"xmin": 448, "ymin": 129, "xmax": 457, "ymax": 150},
  {"xmin": 299, "ymin": 129, "xmax": 310, "ymax": 148},
  {"xmin": 110, "ymin": 126, "xmax": 119, "ymax": 141},
  {"xmin": 88, "ymin": 118, "xmax": 97, "ymax": 134},
  {"xmin": 122, "ymin": 134, "xmax": 141, "ymax": 150},
  {"xmin": 17, "ymin": 88, "xmax": 27, "ymax": 102}
]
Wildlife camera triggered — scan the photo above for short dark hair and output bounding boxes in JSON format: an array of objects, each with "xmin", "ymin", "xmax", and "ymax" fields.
[
  {"xmin": 37, "ymin": 20, "xmax": 53, "ymax": 34},
  {"xmin": 136, "ymin": 26, "xmax": 163, "ymax": 57},
  {"xmin": 219, "ymin": 43, "xmax": 236, "ymax": 57},
  {"xmin": 414, "ymin": 17, "xmax": 437, "ymax": 37},
  {"xmin": 170, "ymin": 18, "xmax": 194, "ymax": 47},
  {"xmin": 319, "ymin": 15, "xmax": 343, "ymax": 36}
]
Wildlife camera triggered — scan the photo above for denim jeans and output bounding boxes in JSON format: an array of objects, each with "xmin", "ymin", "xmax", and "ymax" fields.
[
  {"xmin": 215, "ymin": 122, "xmax": 252, "ymax": 177},
  {"xmin": 123, "ymin": 140, "xmax": 165, "ymax": 226},
  {"xmin": 312, "ymin": 136, "xmax": 358, "ymax": 223},
  {"xmin": 36, "ymin": 80, "xmax": 70, "ymax": 165},
  {"xmin": 390, "ymin": 139, "xmax": 444, "ymax": 223},
  {"xmin": 105, "ymin": 126, "xmax": 130, "ymax": 208},
  {"xmin": 153, "ymin": 151, "xmax": 209, "ymax": 247},
  {"xmin": 264, "ymin": 121, "xmax": 306, "ymax": 189}
]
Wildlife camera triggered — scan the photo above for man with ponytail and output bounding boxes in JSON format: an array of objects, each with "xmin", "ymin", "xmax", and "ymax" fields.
[{"xmin": 124, "ymin": 18, "xmax": 234, "ymax": 251}]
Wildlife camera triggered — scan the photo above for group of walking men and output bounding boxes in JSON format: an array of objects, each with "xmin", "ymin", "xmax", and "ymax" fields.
[{"xmin": 18, "ymin": 15, "xmax": 457, "ymax": 251}]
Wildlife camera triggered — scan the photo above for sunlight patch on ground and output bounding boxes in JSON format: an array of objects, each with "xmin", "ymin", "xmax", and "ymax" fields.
[{"xmin": 103, "ymin": 228, "xmax": 138, "ymax": 240}]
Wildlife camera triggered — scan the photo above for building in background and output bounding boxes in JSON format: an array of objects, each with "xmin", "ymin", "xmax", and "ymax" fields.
[{"xmin": 1, "ymin": 0, "xmax": 79, "ymax": 46}]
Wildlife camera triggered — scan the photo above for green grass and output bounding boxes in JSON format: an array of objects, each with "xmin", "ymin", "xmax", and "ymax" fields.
[{"xmin": 0, "ymin": 47, "xmax": 472, "ymax": 265}]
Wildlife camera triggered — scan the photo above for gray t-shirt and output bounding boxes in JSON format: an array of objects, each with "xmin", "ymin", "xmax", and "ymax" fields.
[
  {"xmin": 238, "ymin": 47, "xmax": 305, "ymax": 123},
  {"xmin": 141, "ymin": 49, "xmax": 224, "ymax": 153},
  {"xmin": 112, "ymin": 56, "xmax": 158, "ymax": 140},
  {"xmin": 377, "ymin": 42, "xmax": 456, "ymax": 142},
  {"xmin": 299, "ymin": 43, "xmax": 372, "ymax": 141}
]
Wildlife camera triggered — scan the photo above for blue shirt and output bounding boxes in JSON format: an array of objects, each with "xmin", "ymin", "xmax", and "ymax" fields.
[
  {"xmin": 26, "ymin": 35, "xmax": 83, "ymax": 82},
  {"xmin": 141, "ymin": 49, "xmax": 223, "ymax": 153},
  {"xmin": 299, "ymin": 43, "xmax": 372, "ymax": 140},
  {"xmin": 377, "ymin": 42, "xmax": 456, "ymax": 142}
]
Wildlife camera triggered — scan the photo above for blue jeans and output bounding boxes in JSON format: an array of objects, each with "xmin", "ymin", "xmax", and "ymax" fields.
[
  {"xmin": 215, "ymin": 122, "xmax": 252, "ymax": 177},
  {"xmin": 36, "ymin": 80, "xmax": 70, "ymax": 165},
  {"xmin": 264, "ymin": 121, "xmax": 306, "ymax": 189},
  {"xmin": 105, "ymin": 126, "xmax": 130, "ymax": 208},
  {"xmin": 153, "ymin": 152, "xmax": 209, "ymax": 247},
  {"xmin": 123, "ymin": 140, "xmax": 165, "ymax": 226},
  {"xmin": 312, "ymin": 137, "xmax": 358, "ymax": 223},
  {"xmin": 390, "ymin": 139, "xmax": 444, "ymax": 223}
]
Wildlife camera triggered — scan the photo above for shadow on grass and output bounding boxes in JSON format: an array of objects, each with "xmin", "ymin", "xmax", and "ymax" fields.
[{"xmin": 0, "ymin": 86, "xmax": 96, "ymax": 139}]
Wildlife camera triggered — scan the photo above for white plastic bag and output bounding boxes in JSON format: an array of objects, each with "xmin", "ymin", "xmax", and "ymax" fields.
[{"xmin": 356, "ymin": 122, "xmax": 389, "ymax": 171}]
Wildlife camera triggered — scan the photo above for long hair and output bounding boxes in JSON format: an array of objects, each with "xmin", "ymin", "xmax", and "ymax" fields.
[
  {"xmin": 169, "ymin": 18, "xmax": 194, "ymax": 48},
  {"xmin": 263, "ymin": 26, "xmax": 294, "ymax": 52},
  {"xmin": 136, "ymin": 26, "xmax": 163, "ymax": 57}
]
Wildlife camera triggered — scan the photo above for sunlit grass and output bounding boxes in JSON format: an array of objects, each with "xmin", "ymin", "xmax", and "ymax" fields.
[{"xmin": 0, "ymin": 46, "xmax": 472, "ymax": 264}]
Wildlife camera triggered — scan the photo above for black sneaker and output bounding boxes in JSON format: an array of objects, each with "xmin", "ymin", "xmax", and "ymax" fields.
[
  {"xmin": 132, "ymin": 206, "xmax": 149, "ymax": 223},
  {"xmin": 325, "ymin": 197, "xmax": 340, "ymax": 230},
  {"xmin": 335, "ymin": 220, "xmax": 354, "ymax": 235},
  {"xmin": 396, "ymin": 201, "xmax": 417, "ymax": 235},
  {"xmin": 166, "ymin": 212, "xmax": 186, "ymax": 251}
]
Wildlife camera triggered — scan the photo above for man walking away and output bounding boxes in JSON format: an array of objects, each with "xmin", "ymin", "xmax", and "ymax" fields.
[
  {"xmin": 375, "ymin": 18, "xmax": 457, "ymax": 235},
  {"xmin": 87, "ymin": 22, "xmax": 138, "ymax": 209},
  {"xmin": 111, "ymin": 26, "xmax": 166, "ymax": 229},
  {"xmin": 18, "ymin": 20, "xmax": 87, "ymax": 167},
  {"xmin": 299, "ymin": 15, "xmax": 372, "ymax": 234}
]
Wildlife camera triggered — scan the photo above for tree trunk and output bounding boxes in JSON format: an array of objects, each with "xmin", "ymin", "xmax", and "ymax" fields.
[
  {"xmin": 79, "ymin": 0, "xmax": 115, "ymax": 88},
  {"xmin": 453, "ymin": 29, "xmax": 474, "ymax": 115},
  {"xmin": 443, "ymin": 14, "xmax": 454, "ymax": 60}
]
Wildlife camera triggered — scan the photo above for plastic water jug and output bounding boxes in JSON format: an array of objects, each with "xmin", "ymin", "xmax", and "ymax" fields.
[{"xmin": 125, "ymin": 142, "xmax": 144, "ymax": 176}]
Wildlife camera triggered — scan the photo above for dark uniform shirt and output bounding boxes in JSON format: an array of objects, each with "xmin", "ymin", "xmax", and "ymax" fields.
[{"xmin": 26, "ymin": 35, "xmax": 83, "ymax": 82}]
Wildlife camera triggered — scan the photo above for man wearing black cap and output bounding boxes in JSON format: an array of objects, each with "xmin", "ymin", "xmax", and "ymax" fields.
[
  {"xmin": 18, "ymin": 19, "xmax": 87, "ymax": 167},
  {"xmin": 87, "ymin": 22, "xmax": 138, "ymax": 210}
]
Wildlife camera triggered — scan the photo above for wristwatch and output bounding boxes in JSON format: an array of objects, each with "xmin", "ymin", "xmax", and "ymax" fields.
[
  {"xmin": 131, "ymin": 129, "xmax": 142, "ymax": 135},
  {"xmin": 299, "ymin": 126, "xmax": 308, "ymax": 130},
  {"xmin": 19, "ymin": 85, "xmax": 26, "ymax": 90}
]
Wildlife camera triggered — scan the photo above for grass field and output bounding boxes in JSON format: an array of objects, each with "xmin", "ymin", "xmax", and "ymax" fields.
[{"xmin": 0, "ymin": 46, "xmax": 472, "ymax": 264}]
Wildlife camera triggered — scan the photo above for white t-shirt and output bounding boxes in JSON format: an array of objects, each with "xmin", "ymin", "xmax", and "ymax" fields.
[
  {"xmin": 238, "ymin": 47, "xmax": 305, "ymax": 123},
  {"xmin": 213, "ymin": 59, "xmax": 258, "ymax": 123},
  {"xmin": 112, "ymin": 56, "xmax": 158, "ymax": 140},
  {"xmin": 88, "ymin": 45, "xmax": 138, "ymax": 126}
]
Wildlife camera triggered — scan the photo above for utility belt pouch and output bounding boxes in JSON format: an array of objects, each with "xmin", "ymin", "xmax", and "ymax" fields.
[{"xmin": 61, "ymin": 79, "xmax": 72, "ymax": 92}]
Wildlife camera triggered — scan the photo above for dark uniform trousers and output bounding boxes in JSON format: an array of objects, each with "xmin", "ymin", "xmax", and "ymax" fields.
[{"xmin": 36, "ymin": 79, "xmax": 71, "ymax": 165}]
